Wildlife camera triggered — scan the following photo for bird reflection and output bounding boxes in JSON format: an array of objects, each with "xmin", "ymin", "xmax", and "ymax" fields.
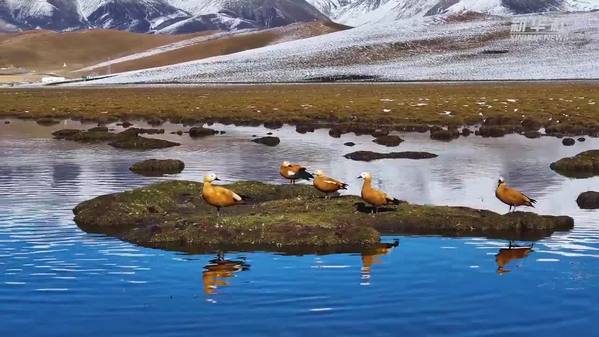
[
  {"xmin": 202, "ymin": 252, "xmax": 250, "ymax": 295},
  {"xmin": 360, "ymin": 239, "xmax": 399, "ymax": 286},
  {"xmin": 495, "ymin": 241, "xmax": 534, "ymax": 274}
]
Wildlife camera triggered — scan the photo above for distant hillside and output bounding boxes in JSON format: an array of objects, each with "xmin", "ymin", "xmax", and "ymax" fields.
[
  {"xmin": 0, "ymin": 29, "xmax": 203, "ymax": 73},
  {"xmin": 75, "ymin": 21, "xmax": 348, "ymax": 75}
]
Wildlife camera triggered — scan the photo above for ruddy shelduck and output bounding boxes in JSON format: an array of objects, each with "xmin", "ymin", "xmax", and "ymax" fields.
[
  {"xmin": 279, "ymin": 161, "xmax": 313, "ymax": 184},
  {"xmin": 357, "ymin": 172, "xmax": 400, "ymax": 214},
  {"xmin": 202, "ymin": 173, "xmax": 246, "ymax": 216},
  {"xmin": 313, "ymin": 169, "xmax": 348, "ymax": 198},
  {"xmin": 495, "ymin": 177, "xmax": 536, "ymax": 212}
]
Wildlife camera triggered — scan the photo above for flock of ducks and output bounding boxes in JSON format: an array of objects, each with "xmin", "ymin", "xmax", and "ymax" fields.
[{"xmin": 201, "ymin": 161, "xmax": 537, "ymax": 216}]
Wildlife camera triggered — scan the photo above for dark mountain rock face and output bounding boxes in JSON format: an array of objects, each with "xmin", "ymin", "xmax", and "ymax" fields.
[
  {"xmin": 1, "ymin": 0, "xmax": 86, "ymax": 31},
  {"xmin": 223, "ymin": 0, "xmax": 329, "ymax": 28},
  {"xmin": 87, "ymin": 0, "xmax": 188, "ymax": 32},
  {"xmin": 502, "ymin": 0, "xmax": 564, "ymax": 14},
  {"xmin": 3, "ymin": 0, "xmax": 329, "ymax": 33}
]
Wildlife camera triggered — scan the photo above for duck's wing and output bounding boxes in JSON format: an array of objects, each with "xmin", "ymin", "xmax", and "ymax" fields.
[
  {"xmin": 507, "ymin": 187, "xmax": 536, "ymax": 206},
  {"xmin": 214, "ymin": 186, "xmax": 243, "ymax": 202},
  {"xmin": 322, "ymin": 176, "xmax": 347, "ymax": 189}
]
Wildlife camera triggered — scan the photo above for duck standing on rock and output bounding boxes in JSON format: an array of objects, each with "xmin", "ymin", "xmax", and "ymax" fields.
[
  {"xmin": 358, "ymin": 172, "xmax": 400, "ymax": 215},
  {"xmin": 313, "ymin": 169, "xmax": 348, "ymax": 199},
  {"xmin": 495, "ymin": 177, "xmax": 536, "ymax": 213},
  {"xmin": 202, "ymin": 173, "xmax": 247, "ymax": 216},
  {"xmin": 280, "ymin": 161, "xmax": 314, "ymax": 184}
]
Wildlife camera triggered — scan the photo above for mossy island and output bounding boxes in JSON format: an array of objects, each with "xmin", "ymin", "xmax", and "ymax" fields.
[{"xmin": 73, "ymin": 180, "xmax": 574, "ymax": 254}]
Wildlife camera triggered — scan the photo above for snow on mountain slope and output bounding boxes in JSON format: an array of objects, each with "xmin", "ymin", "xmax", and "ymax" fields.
[
  {"xmin": 1, "ymin": 0, "xmax": 330, "ymax": 33},
  {"xmin": 85, "ymin": 0, "xmax": 189, "ymax": 32},
  {"xmin": 306, "ymin": 0, "xmax": 599, "ymax": 26},
  {"xmin": 1, "ymin": 0, "xmax": 86, "ymax": 31},
  {"xmin": 82, "ymin": 11, "xmax": 599, "ymax": 83}
]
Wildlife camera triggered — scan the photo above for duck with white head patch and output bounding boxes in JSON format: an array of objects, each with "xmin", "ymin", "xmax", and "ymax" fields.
[
  {"xmin": 495, "ymin": 177, "xmax": 536, "ymax": 213},
  {"xmin": 313, "ymin": 169, "xmax": 348, "ymax": 199},
  {"xmin": 279, "ymin": 161, "xmax": 313, "ymax": 184},
  {"xmin": 358, "ymin": 172, "xmax": 400, "ymax": 215},
  {"xmin": 202, "ymin": 173, "xmax": 247, "ymax": 217}
]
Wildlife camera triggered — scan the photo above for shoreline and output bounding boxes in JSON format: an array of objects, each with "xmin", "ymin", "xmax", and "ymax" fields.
[{"xmin": 2, "ymin": 82, "xmax": 598, "ymax": 139}]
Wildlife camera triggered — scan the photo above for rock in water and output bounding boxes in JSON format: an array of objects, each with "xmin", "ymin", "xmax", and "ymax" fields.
[
  {"xmin": 109, "ymin": 136, "xmax": 179, "ymax": 150},
  {"xmin": 189, "ymin": 127, "xmax": 218, "ymax": 138},
  {"xmin": 550, "ymin": 150, "xmax": 599, "ymax": 178},
  {"xmin": 344, "ymin": 151, "xmax": 437, "ymax": 162},
  {"xmin": 72, "ymin": 181, "xmax": 574, "ymax": 254},
  {"xmin": 252, "ymin": 136, "xmax": 280, "ymax": 146},
  {"xmin": 576, "ymin": 191, "xmax": 599, "ymax": 209},
  {"xmin": 373, "ymin": 135, "xmax": 404, "ymax": 147},
  {"xmin": 36, "ymin": 118, "xmax": 60, "ymax": 126},
  {"xmin": 52, "ymin": 128, "xmax": 179, "ymax": 150},
  {"xmin": 562, "ymin": 138, "xmax": 575, "ymax": 146},
  {"xmin": 430, "ymin": 127, "xmax": 460, "ymax": 141},
  {"xmin": 130, "ymin": 159, "xmax": 185, "ymax": 176}
]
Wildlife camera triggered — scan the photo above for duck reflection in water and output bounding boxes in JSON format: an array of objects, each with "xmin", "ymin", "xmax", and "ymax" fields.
[
  {"xmin": 495, "ymin": 241, "xmax": 534, "ymax": 274},
  {"xmin": 202, "ymin": 252, "xmax": 250, "ymax": 295},
  {"xmin": 360, "ymin": 239, "xmax": 399, "ymax": 286}
]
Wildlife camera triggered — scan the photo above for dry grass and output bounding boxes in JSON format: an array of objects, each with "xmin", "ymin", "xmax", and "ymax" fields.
[
  {"xmin": 1, "ymin": 82, "xmax": 598, "ymax": 130},
  {"xmin": 75, "ymin": 22, "xmax": 348, "ymax": 76},
  {"xmin": 0, "ymin": 29, "xmax": 207, "ymax": 73}
]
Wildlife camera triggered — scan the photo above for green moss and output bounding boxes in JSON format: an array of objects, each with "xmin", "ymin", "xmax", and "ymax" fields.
[
  {"xmin": 550, "ymin": 150, "xmax": 599, "ymax": 178},
  {"xmin": 73, "ymin": 180, "xmax": 574, "ymax": 253}
]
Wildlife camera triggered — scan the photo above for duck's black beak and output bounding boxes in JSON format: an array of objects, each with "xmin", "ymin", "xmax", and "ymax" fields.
[
  {"xmin": 214, "ymin": 177, "xmax": 221, "ymax": 181},
  {"xmin": 357, "ymin": 176, "xmax": 362, "ymax": 179}
]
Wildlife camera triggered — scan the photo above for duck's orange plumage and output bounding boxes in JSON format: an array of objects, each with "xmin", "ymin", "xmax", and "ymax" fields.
[
  {"xmin": 202, "ymin": 174, "xmax": 245, "ymax": 216},
  {"xmin": 313, "ymin": 170, "xmax": 347, "ymax": 197},
  {"xmin": 358, "ymin": 172, "xmax": 400, "ymax": 213},
  {"xmin": 495, "ymin": 177, "xmax": 536, "ymax": 212},
  {"xmin": 279, "ymin": 161, "xmax": 313, "ymax": 184}
]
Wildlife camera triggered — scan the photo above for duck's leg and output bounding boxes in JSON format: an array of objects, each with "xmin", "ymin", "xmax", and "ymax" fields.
[{"xmin": 216, "ymin": 207, "xmax": 221, "ymax": 217}]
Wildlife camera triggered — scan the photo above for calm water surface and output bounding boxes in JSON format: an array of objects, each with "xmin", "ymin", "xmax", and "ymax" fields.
[{"xmin": 1, "ymin": 120, "xmax": 598, "ymax": 337}]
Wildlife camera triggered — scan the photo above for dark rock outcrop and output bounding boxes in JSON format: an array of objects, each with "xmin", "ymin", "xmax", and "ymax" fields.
[
  {"xmin": 430, "ymin": 127, "xmax": 460, "ymax": 141},
  {"xmin": 189, "ymin": 126, "xmax": 219, "ymax": 138},
  {"xmin": 550, "ymin": 150, "xmax": 599, "ymax": 178},
  {"xmin": 252, "ymin": 136, "xmax": 280, "ymax": 146},
  {"xmin": 52, "ymin": 128, "xmax": 179, "ymax": 149},
  {"xmin": 109, "ymin": 136, "xmax": 179, "ymax": 150},
  {"xmin": 36, "ymin": 118, "xmax": 60, "ymax": 126},
  {"xmin": 72, "ymin": 181, "xmax": 574, "ymax": 254},
  {"xmin": 264, "ymin": 121, "xmax": 283, "ymax": 129},
  {"xmin": 130, "ymin": 159, "xmax": 185, "ymax": 176},
  {"xmin": 344, "ymin": 151, "xmax": 438, "ymax": 162},
  {"xmin": 373, "ymin": 135, "xmax": 404, "ymax": 147},
  {"xmin": 576, "ymin": 191, "xmax": 599, "ymax": 209}
]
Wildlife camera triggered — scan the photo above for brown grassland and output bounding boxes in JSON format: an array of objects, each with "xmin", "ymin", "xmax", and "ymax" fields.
[
  {"xmin": 77, "ymin": 22, "xmax": 347, "ymax": 76},
  {"xmin": 1, "ymin": 82, "xmax": 598, "ymax": 133},
  {"xmin": 0, "ymin": 29, "xmax": 206, "ymax": 73}
]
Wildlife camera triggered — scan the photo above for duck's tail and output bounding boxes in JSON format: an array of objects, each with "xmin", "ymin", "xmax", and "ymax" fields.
[
  {"xmin": 525, "ymin": 195, "xmax": 537, "ymax": 207},
  {"xmin": 297, "ymin": 169, "xmax": 314, "ymax": 181},
  {"xmin": 340, "ymin": 183, "xmax": 349, "ymax": 190}
]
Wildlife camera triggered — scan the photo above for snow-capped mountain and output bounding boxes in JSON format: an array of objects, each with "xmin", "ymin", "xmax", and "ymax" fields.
[
  {"xmin": 306, "ymin": 0, "xmax": 599, "ymax": 26},
  {"xmin": 0, "ymin": 0, "xmax": 86, "ymax": 31},
  {"xmin": 160, "ymin": 0, "xmax": 330, "ymax": 34},
  {"xmin": 0, "ymin": 0, "xmax": 329, "ymax": 33},
  {"xmin": 1, "ymin": 0, "xmax": 598, "ymax": 33}
]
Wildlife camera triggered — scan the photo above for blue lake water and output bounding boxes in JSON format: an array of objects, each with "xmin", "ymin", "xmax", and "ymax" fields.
[{"xmin": 1, "ymin": 119, "xmax": 598, "ymax": 336}]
